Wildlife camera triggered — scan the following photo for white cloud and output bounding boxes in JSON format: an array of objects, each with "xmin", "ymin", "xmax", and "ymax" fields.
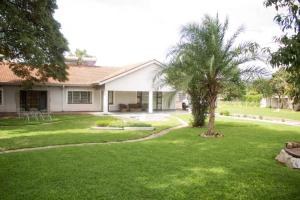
[{"xmin": 55, "ymin": 0, "xmax": 282, "ymax": 67}]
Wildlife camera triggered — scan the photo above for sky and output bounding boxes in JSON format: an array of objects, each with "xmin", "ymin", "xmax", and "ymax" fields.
[{"xmin": 54, "ymin": 0, "xmax": 282, "ymax": 67}]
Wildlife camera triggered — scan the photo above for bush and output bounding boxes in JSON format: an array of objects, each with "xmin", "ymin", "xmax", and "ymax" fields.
[
  {"xmin": 242, "ymin": 94, "xmax": 263, "ymax": 104},
  {"xmin": 96, "ymin": 116, "xmax": 151, "ymax": 127},
  {"xmin": 220, "ymin": 110, "xmax": 230, "ymax": 116},
  {"xmin": 125, "ymin": 121, "xmax": 151, "ymax": 127},
  {"xmin": 95, "ymin": 116, "xmax": 123, "ymax": 127}
]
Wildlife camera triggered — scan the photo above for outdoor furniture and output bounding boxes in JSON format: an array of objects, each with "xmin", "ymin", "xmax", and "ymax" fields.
[
  {"xmin": 119, "ymin": 104, "xmax": 128, "ymax": 112},
  {"xmin": 40, "ymin": 109, "xmax": 52, "ymax": 120},
  {"xmin": 18, "ymin": 108, "xmax": 52, "ymax": 121},
  {"xmin": 128, "ymin": 104, "xmax": 142, "ymax": 112},
  {"xmin": 18, "ymin": 108, "xmax": 30, "ymax": 121}
]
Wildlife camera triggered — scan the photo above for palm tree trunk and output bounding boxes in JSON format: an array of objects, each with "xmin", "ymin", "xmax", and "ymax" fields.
[{"xmin": 206, "ymin": 96, "xmax": 217, "ymax": 136}]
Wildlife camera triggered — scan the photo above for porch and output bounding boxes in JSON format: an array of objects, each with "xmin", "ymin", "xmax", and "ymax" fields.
[{"xmin": 101, "ymin": 90, "xmax": 175, "ymax": 113}]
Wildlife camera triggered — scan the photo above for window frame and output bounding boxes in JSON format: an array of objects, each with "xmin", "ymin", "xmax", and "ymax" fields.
[
  {"xmin": 67, "ymin": 90, "xmax": 93, "ymax": 104},
  {"xmin": 108, "ymin": 91, "xmax": 114, "ymax": 105}
]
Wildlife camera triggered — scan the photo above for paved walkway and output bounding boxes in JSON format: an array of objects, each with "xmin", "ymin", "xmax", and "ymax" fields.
[{"xmin": 0, "ymin": 117, "xmax": 188, "ymax": 155}]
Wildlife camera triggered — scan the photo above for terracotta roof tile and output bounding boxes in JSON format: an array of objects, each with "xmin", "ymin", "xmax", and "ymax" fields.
[{"xmin": 0, "ymin": 61, "xmax": 152, "ymax": 86}]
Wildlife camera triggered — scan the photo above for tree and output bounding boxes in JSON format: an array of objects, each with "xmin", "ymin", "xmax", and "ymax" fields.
[
  {"xmin": 162, "ymin": 56, "xmax": 208, "ymax": 127},
  {"xmin": 270, "ymin": 68, "xmax": 289, "ymax": 109},
  {"xmin": 0, "ymin": 0, "xmax": 69, "ymax": 83},
  {"xmin": 252, "ymin": 78, "xmax": 273, "ymax": 98},
  {"xmin": 165, "ymin": 15, "xmax": 260, "ymax": 136},
  {"xmin": 188, "ymin": 76, "xmax": 209, "ymax": 127},
  {"xmin": 74, "ymin": 49, "xmax": 88, "ymax": 65},
  {"xmin": 222, "ymin": 78, "xmax": 246, "ymax": 101},
  {"xmin": 264, "ymin": 0, "xmax": 300, "ymax": 108},
  {"xmin": 270, "ymin": 68, "xmax": 300, "ymax": 110}
]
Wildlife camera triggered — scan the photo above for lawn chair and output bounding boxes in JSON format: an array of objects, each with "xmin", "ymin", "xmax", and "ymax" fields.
[
  {"xmin": 40, "ymin": 109, "xmax": 52, "ymax": 120},
  {"xmin": 29, "ymin": 108, "xmax": 39, "ymax": 120},
  {"xmin": 18, "ymin": 108, "xmax": 30, "ymax": 121}
]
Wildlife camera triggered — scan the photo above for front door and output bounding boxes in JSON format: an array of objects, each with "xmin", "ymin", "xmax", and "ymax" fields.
[{"xmin": 20, "ymin": 90, "xmax": 48, "ymax": 111}]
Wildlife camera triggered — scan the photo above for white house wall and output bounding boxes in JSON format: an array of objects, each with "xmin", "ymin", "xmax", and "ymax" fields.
[
  {"xmin": 0, "ymin": 85, "xmax": 101, "ymax": 112},
  {"xmin": 105, "ymin": 63, "xmax": 174, "ymax": 92},
  {"xmin": 0, "ymin": 86, "xmax": 18, "ymax": 112},
  {"xmin": 49, "ymin": 86, "xmax": 63, "ymax": 111}
]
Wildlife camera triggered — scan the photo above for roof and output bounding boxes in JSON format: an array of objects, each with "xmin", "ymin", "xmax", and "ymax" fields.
[{"xmin": 0, "ymin": 60, "xmax": 161, "ymax": 86}]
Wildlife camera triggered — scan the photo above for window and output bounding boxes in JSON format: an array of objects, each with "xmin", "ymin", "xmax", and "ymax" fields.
[
  {"xmin": 68, "ymin": 91, "xmax": 92, "ymax": 104},
  {"xmin": 153, "ymin": 92, "xmax": 162, "ymax": 110},
  {"xmin": 137, "ymin": 92, "xmax": 142, "ymax": 106},
  {"xmin": 108, "ymin": 91, "xmax": 114, "ymax": 105},
  {"xmin": 0, "ymin": 89, "xmax": 2, "ymax": 105}
]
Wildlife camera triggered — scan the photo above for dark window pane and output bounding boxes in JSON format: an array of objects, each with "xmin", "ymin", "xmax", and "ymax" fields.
[
  {"xmin": 68, "ymin": 91, "xmax": 92, "ymax": 104},
  {"xmin": 0, "ymin": 90, "xmax": 2, "ymax": 105},
  {"xmin": 68, "ymin": 91, "xmax": 73, "ymax": 104},
  {"xmin": 108, "ymin": 91, "xmax": 113, "ymax": 105}
]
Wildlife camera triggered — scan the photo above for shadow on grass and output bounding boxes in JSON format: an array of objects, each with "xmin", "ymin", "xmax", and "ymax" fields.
[{"xmin": 1, "ymin": 120, "xmax": 300, "ymax": 199}]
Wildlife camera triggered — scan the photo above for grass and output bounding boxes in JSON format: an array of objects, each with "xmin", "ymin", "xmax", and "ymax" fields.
[
  {"xmin": 0, "ymin": 115, "xmax": 178, "ymax": 151},
  {"xmin": 217, "ymin": 101, "xmax": 300, "ymax": 121},
  {"xmin": 1, "ymin": 115, "xmax": 300, "ymax": 199},
  {"xmin": 95, "ymin": 116, "xmax": 151, "ymax": 127}
]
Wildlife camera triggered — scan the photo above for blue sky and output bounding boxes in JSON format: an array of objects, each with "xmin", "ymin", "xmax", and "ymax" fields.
[{"xmin": 55, "ymin": 0, "xmax": 281, "ymax": 67}]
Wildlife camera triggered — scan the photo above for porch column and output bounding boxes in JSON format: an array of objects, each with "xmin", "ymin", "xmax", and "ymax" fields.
[
  {"xmin": 103, "ymin": 90, "xmax": 108, "ymax": 113},
  {"xmin": 148, "ymin": 90, "xmax": 153, "ymax": 113}
]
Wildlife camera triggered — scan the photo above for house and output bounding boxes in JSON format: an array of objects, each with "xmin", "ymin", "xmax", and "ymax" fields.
[
  {"xmin": 64, "ymin": 55, "xmax": 97, "ymax": 66},
  {"xmin": 260, "ymin": 96, "xmax": 290, "ymax": 109},
  {"xmin": 260, "ymin": 96, "xmax": 300, "ymax": 111},
  {"xmin": 0, "ymin": 60, "xmax": 178, "ymax": 114}
]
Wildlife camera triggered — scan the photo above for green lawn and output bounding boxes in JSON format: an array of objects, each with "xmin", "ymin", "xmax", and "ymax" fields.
[
  {"xmin": 1, "ymin": 114, "xmax": 300, "ymax": 199},
  {"xmin": 0, "ymin": 115, "xmax": 179, "ymax": 151},
  {"xmin": 217, "ymin": 101, "xmax": 300, "ymax": 121}
]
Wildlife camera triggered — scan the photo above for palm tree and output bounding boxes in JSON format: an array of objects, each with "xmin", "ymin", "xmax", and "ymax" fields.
[
  {"xmin": 166, "ymin": 15, "xmax": 261, "ymax": 136},
  {"xmin": 75, "ymin": 49, "xmax": 88, "ymax": 65}
]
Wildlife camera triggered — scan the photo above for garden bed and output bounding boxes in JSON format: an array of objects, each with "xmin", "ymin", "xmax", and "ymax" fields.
[{"xmin": 92, "ymin": 116, "xmax": 154, "ymax": 130}]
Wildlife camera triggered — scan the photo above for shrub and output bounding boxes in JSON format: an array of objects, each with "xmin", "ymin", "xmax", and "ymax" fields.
[
  {"xmin": 220, "ymin": 110, "xmax": 230, "ymax": 116},
  {"xmin": 125, "ymin": 121, "xmax": 151, "ymax": 127},
  {"xmin": 96, "ymin": 116, "xmax": 151, "ymax": 127},
  {"xmin": 242, "ymin": 94, "xmax": 263, "ymax": 105},
  {"xmin": 95, "ymin": 116, "xmax": 123, "ymax": 127}
]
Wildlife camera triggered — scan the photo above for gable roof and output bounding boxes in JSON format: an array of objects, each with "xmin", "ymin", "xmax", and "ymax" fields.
[
  {"xmin": 0, "ymin": 60, "xmax": 162, "ymax": 86},
  {"xmin": 98, "ymin": 59, "xmax": 163, "ymax": 85}
]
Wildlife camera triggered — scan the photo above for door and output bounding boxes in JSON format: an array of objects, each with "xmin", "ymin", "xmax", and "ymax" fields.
[{"xmin": 20, "ymin": 90, "xmax": 47, "ymax": 111}]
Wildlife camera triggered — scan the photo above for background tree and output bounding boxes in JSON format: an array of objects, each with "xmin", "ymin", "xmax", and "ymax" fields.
[
  {"xmin": 222, "ymin": 78, "xmax": 246, "ymax": 101},
  {"xmin": 270, "ymin": 68, "xmax": 289, "ymax": 109},
  {"xmin": 0, "ymin": 0, "xmax": 69, "ymax": 83},
  {"xmin": 165, "ymin": 15, "xmax": 260, "ymax": 136},
  {"xmin": 74, "ymin": 49, "xmax": 88, "ymax": 65},
  {"xmin": 264, "ymin": 0, "xmax": 300, "ymax": 108},
  {"xmin": 252, "ymin": 78, "xmax": 273, "ymax": 99}
]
